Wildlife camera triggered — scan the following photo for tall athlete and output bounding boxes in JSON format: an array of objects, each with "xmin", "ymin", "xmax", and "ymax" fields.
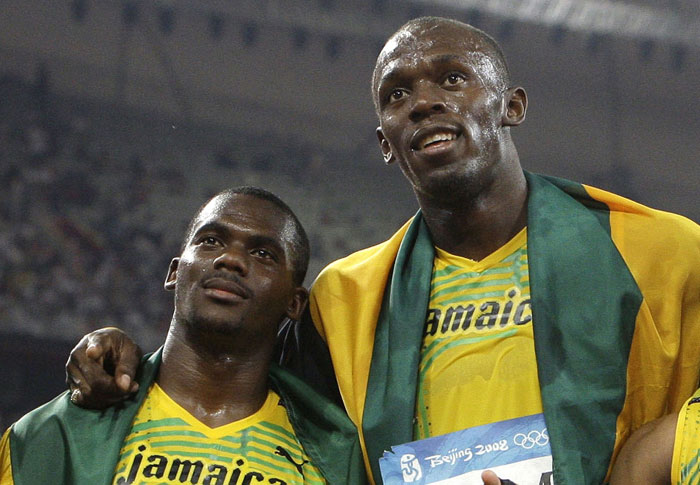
[
  {"xmin": 1, "ymin": 187, "xmax": 364, "ymax": 484},
  {"xmin": 63, "ymin": 17, "xmax": 700, "ymax": 485}
]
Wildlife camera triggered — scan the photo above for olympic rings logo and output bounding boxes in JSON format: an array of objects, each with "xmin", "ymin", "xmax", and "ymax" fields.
[{"xmin": 513, "ymin": 429, "xmax": 549, "ymax": 449}]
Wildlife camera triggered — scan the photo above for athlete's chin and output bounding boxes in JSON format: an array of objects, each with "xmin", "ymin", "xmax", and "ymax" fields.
[
  {"xmin": 186, "ymin": 315, "xmax": 245, "ymax": 337},
  {"xmin": 416, "ymin": 167, "xmax": 490, "ymax": 203}
]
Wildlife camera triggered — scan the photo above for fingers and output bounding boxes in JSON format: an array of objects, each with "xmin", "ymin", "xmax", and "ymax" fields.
[
  {"xmin": 66, "ymin": 343, "xmax": 121, "ymax": 409},
  {"xmin": 64, "ymin": 327, "xmax": 141, "ymax": 409},
  {"xmin": 113, "ymin": 333, "xmax": 142, "ymax": 393},
  {"xmin": 65, "ymin": 357, "xmax": 91, "ymax": 406},
  {"xmin": 481, "ymin": 470, "xmax": 502, "ymax": 485},
  {"xmin": 84, "ymin": 340, "xmax": 105, "ymax": 362},
  {"xmin": 480, "ymin": 471, "xmax": 518, "ymax": 485},
  {"xmin": 65, "ymin": 333, "xmax": 97, "ymax": 392}
]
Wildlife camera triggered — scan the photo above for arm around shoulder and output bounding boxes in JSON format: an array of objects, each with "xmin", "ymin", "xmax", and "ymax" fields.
[
  {"xmin": 276, "ymin": 307, "xmax": 342, "ymax": 406},
  {"xmin": 65, "ymin": 326, "xmax": 142, "ymax": 409}
]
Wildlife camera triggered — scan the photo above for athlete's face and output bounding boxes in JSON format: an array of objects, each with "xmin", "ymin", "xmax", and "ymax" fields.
[
  {"xmin": 374, "ymin": 23, "xmax": 525, "ymax": 198},
  {"xmin": 165, "ymin": 194, "xmax": 306, "ymax": 343}
]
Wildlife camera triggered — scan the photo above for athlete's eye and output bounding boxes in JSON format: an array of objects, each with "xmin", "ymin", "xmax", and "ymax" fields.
[
  {"xmin": 442, "ymin": 73, "xmax": 467, "ymax": 87},
  {"xmin": 197, "ymin": 236, "xmax": 221, "ymax": 247},
  {"xmin": 251, "ymin": 248, "xmax": 277, "ymax": 261},
  {"xmin": 388, "ymin": 88, "xmax": 408, "ymax": 103}
]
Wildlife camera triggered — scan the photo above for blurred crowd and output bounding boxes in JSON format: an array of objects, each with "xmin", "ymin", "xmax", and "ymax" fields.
[{"xmin": 0, "ymin": 74, "xmax": 396, "ymax": 350}]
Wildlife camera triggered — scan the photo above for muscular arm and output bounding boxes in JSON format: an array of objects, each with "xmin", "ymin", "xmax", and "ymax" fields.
[
  {"xmin": 609, "ymin": 413, "xmax": 677, "ymax": 485},
  {"xmin": 67, "ymin": 311, "xmax": 342, "ymax": 409}
]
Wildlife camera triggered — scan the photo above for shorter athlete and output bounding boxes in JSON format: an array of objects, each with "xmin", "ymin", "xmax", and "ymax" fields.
[{"xmin": 0, "ymin": 187, "xmax": 364, "ymax": 485}]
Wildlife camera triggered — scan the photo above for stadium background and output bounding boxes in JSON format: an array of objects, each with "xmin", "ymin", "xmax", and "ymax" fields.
[{"xmin": 1, "ymin": 0, "xmax": 698, "ymax": 429}]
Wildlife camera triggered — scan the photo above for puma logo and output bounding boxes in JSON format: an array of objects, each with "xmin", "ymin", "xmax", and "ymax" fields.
[{"xmin": 275, "ymin": 446, "xmax": 308, "ymax": 476}]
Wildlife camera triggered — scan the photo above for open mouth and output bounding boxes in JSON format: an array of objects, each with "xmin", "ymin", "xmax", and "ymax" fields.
[{"xmin": 412, "ymin": 129, "xmax": 460, "ymax": 151}]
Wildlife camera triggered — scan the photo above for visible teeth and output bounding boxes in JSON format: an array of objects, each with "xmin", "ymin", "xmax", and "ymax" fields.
[{"xmin": 420, "ymin": 132, "xmax": 456, "ymax": 149}]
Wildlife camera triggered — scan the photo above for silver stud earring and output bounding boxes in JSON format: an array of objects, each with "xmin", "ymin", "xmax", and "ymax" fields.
[{"xmin": 383, "ymin": 152, "xmax": 392, "ymax": 164}]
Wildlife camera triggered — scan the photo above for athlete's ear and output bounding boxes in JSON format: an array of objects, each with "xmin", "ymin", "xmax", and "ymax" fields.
[
  {"xmin": 285, "ymin": 286, "xmax": 309, "ymax": 321},
  {"xmin": 376, "ymin": 127, "xmax": 395, "ymax": 164},
  {"xmin": 164, "ymin": 258, "xmax": 179, "ymax": 291},
  {"xmin": 502, "ymin": 87, "xmax": 527, "ymax": 126}
]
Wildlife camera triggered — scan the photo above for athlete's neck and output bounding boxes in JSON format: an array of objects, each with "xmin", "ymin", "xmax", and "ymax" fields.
[
  {"xmin": 157, "ymin": 324, "xmax": 273, "ymax": 427},
  {"xmin": 418, "ymin": 168, "xmax": 528, "ymax": 261}
]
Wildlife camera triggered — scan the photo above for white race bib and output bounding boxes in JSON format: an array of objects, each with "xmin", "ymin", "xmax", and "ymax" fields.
[{"xmin": 379, "ymin": 413, "xmax": 553, "ymax": 485}]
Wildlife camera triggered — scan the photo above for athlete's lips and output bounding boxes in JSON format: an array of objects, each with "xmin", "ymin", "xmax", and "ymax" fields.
[
  {"xmin": 410, "ymin": 125, "xmax": 462, "ymax": 151},
  {"xmin": 202, "ymin": 275, "xmax": 252, "ymax": 300}
]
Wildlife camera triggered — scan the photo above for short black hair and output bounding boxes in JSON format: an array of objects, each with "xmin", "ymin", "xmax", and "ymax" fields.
[
  {"xmin": 182, "ymin": 186, "xmax": 310, "ymax": 286},
  {"xmin": 372, "ymin": 16, "xmax": 511, "ymax": 112}
]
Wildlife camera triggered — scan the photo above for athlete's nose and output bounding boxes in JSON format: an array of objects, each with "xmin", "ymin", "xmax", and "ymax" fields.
[
  {"xmin": 213, "ymin": 245, "xmax": 249, "ymax": 276},
  {"xmin": 409, "ymin": 83, "xmax": 446, "ymax": 122}
]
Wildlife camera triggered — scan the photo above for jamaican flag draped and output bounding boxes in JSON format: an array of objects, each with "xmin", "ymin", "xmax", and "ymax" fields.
[
  {"xmin": 3, "ymin": 349, "xmax": 366, "ymax": 485},
  {"xmin": 309, "ymin": 171, "xmax": 700, "ymax": 484}
]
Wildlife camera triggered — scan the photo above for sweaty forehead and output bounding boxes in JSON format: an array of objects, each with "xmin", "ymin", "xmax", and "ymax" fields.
[
  {"xmin": 194, "ymin": 195, "xmax": 293, "ymax": 246},
  {"xmin": 374, "ymin": 24, "xmax": 501, "ymax": 88}
]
